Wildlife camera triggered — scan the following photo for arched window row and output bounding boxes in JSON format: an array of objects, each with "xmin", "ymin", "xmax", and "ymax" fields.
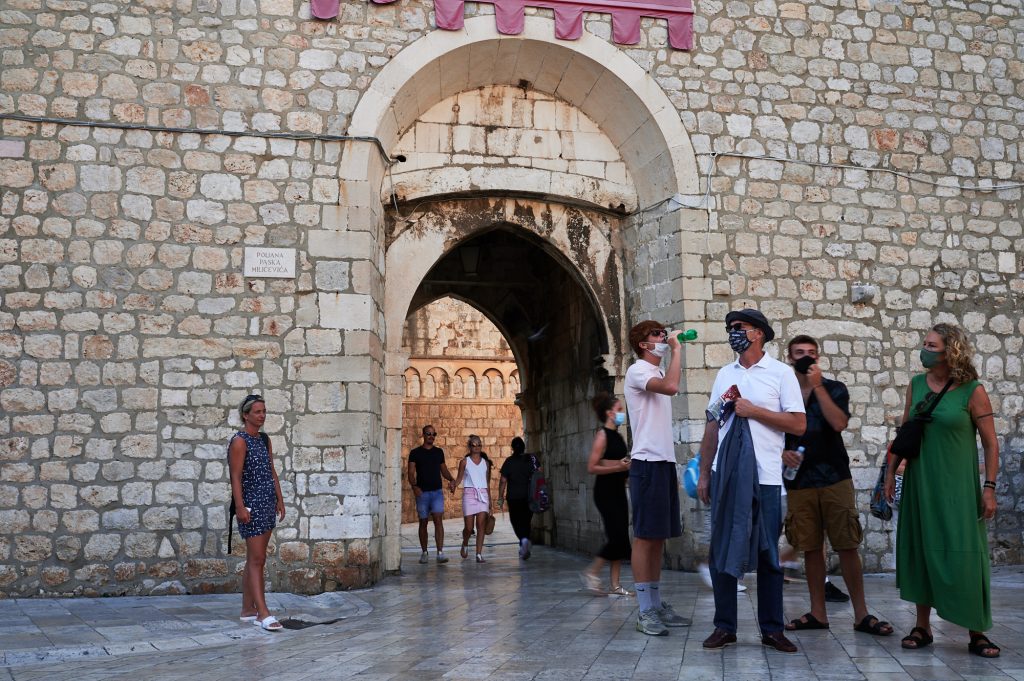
[{"xmin": 404, "ymin": 366, "xmax": 520, "ymax": 399}]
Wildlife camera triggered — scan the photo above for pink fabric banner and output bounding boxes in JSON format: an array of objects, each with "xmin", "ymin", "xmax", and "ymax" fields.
[
  {"xmin": 352, "ymin": 0, "xmax": 695, "ymax": 50},
  {"xmin": 494, "ymin": 0, "xmax": 526, "ymax": 35},
  {"xmin": 552, "ymin": 5, "xmax": 584, "ymax": 40},
  {"xmin": 311, "ymin": 0, "xmax": 339, "ymax": 19}
]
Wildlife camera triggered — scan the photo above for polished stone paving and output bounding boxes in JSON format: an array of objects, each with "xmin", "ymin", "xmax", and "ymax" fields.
[{"xmin": 1, "ymin": 514, "xmax": 1022, "ymax": 680}]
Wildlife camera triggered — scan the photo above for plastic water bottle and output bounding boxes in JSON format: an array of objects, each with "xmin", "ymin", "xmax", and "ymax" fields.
[
  {"xmin": 783, "ymin": 446, "xmax": 805, "ymax": 481},
  {"xmin": 676, "ymin": 329, "xmax": 698, "ymax": 342}
]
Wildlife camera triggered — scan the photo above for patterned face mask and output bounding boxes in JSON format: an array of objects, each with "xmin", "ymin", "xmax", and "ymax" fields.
[{"xmin": 728, "ymin": 328, "xmax": 752, "ymax": 354}]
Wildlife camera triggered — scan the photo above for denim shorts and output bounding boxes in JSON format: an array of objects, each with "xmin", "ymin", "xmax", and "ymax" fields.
[
  {"xmin": 629, "ymin": 459, "xmax": 682, "ymax": 539},
  {"xmin": 416, "ymin": 488, "xmax": 445, "ymax": 519}
]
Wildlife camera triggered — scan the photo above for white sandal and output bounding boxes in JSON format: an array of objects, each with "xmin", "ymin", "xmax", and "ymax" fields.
[
  {"xmin": 476, "ymin": 554, "xmax": 485, "ymax": 563},
  {"xmin": 254, "ymin": 615, "xmax": 283, "ymax": 631},
  {"xmin": 239, "ymin": 614, "xmax": 258, "ymax": 622}
]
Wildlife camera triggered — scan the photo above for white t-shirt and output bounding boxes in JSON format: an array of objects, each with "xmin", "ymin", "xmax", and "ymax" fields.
[
  {"xmin": 708, "ymin": 352, "xmax": 805, "ymax": 485},
  {"xmin": 624, "ymin": 359, "xmax": 675, "ymax": 462}
]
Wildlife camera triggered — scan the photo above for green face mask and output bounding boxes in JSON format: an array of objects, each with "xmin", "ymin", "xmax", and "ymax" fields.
[{"xmin": 920, "ymin": 348, "xmax": 943, "ymax": 368}]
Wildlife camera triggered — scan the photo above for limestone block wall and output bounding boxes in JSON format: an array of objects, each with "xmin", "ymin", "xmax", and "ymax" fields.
[
  {"xmin": 0, "ymin": 0, "xmax": 1022, "ymax": 596},
  {"xmin": 400, "ymin": 398, "xmax": 522, "ymax": 523}
]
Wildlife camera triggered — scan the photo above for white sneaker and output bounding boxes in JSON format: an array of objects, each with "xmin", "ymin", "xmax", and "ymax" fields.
[
  {"xmin": 418, "ymin": 551, "xmax": 428, "ymax": 564},
  {"xmin": 698, "ymin": 562, "xmax": 712, "ymax": 588},
  {"xmin": 436, "ymin": 552, "xmax": 449, "ymax": 564},
  {"xmin": 737, "ymin": 581, "xmax": 747, "ymax": 593},
  {"xmin": 521, "ymin": 538, "xmax": 531, "ymax": 560}
]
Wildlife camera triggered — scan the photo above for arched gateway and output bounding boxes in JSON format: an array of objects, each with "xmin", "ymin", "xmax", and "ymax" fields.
[{"xmin": 333, "ymin": 16, "xmax": 707, "ymax": 571}]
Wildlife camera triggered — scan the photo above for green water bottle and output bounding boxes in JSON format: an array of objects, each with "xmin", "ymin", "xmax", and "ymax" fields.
[{"xmin": 676, "ymin": 329, "xmax": 698, "ymax": 342}]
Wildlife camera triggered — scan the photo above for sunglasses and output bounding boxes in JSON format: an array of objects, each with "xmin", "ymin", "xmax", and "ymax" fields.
[
  {"xmin": 726, "ymin": 324, "xmax": 747, "ymax": 332},
  {"xmin": 242, "ymin": 394, "xmax": 263, "ymax": 405},
  {"xmin": 424, "ymin": 432, "xmax": 437, "ymax": 437},
  {"xmin": 649, "ymin": 329, "xmax": 668, "ymax": 338}
]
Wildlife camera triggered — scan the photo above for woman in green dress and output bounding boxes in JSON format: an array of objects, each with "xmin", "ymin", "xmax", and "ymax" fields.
[{"xmin": 885, "ymin": 323, "xmax": 1000, "ymax": 657}]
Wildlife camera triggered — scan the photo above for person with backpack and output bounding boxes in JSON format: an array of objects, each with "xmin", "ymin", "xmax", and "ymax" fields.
[
  {"xmin": 580, "ymin": 392, "xmax": 632, "ymax": 596},
  {"xmin": 498, "ymin": 437, "xmax": 535, "ymax": 559},
  {"xmin": 229, "ymin": 394, "xmax": 285, "ymax": 631},
  {"xmin": 451, "ymin": 434, "xmax": 493, "ymax": 562}
]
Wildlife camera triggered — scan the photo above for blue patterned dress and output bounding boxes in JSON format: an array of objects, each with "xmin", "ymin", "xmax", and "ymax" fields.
[{"xmin": 232, "ymin": 431, "xmax": 278, "ymax": 538}]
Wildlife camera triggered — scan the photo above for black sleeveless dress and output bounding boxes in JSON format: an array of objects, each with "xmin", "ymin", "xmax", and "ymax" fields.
[{"xmin": 594, "ymin": 427, "xmax": 631, "ymax": 561}]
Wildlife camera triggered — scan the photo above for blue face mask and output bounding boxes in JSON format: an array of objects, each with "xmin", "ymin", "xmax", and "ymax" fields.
[{"xmin": 613, "ymin": 412, "xmax": 626, "ymax": 426}]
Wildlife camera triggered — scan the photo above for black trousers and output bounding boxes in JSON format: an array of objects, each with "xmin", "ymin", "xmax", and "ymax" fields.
[
  {"xmin": 507, "ymin": 498, "xmax": 533, "ymax": 540},
  {"xmin": 595, "ymin": 490, "xmax": 631, "ymax": 561}
]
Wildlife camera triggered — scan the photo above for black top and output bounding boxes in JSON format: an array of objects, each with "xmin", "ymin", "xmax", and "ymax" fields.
[
  {"xmin": 594, "ymin": 427, "xmax": 628, "ymax": 493},
  {"xmin": 784, "ymin": 377, "xmax": 852, "ymax": 490},
  {"xmin": 500, "ymin": 454, "xmax": 535, "ymax": 500},
  {"xmin": 409, "ymin": 446, "xmax": 446, "ymax": 491}
]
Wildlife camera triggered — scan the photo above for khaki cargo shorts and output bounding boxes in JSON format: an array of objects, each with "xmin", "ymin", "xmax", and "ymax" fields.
[{"xmin": 784, "ymin": 479, "xmax": 863, "ymax": 552}]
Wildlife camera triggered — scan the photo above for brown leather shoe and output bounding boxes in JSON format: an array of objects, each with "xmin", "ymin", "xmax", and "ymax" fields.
[
  {"xmin": 702, "ymin": 628, "xmax": 737, "ymax": 649},
  {"xmin": 761, "ymin": 631, "xmax": 798, "ymax": 653}
]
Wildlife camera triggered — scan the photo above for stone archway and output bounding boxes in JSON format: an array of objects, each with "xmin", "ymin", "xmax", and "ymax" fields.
[
  {"xmin": 340, "ymin": 17, "xmax": 705, "ymax": 570},
  {"xmin": 385, "ymin": 198, "xmax": 627, "ymax": 561}
]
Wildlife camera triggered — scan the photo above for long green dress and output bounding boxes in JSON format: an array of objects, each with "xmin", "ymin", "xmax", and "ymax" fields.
[{"xmin": 896, "ymin": 374, "xmax": 991, "ymax": 631}]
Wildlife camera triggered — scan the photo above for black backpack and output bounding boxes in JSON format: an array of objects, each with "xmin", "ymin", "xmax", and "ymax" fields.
[{"xmin": 227, "ymin": 432, "xmax": 269, "ymax": 553}]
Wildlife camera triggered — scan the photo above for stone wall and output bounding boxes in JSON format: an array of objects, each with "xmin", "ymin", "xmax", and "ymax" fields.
[{"xmin": 0, "ymin": 0, "xmax": 1021, "ymax": 596}]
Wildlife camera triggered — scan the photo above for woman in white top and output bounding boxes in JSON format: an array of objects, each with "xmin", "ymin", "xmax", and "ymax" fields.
[{"xmin": 452, "ymin": 434, "xmax": 492, "ymax": 562}]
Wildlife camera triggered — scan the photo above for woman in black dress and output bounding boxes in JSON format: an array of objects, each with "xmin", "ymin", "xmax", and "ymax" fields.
[{"xmin": 580, "ymin": 392, "xmax": 632, "ymax": 595}]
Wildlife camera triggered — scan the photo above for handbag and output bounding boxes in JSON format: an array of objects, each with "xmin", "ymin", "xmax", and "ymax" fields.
[
  {"xmin": 484, "ymin": 513, "xmax": 496, "ymax": 535},
  {"xmin": 890, "ymin": 378, "xmax": 953, "ymax": 461},
  {"xmin": 869, "ymin": 458, "xmax": 892, "ymax": 521}
]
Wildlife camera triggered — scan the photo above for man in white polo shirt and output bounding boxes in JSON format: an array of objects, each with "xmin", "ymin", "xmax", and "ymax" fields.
[
  {"xmin": 697, "ymin": 308, "xmax": 806, "ymax": 653},
  {"xmin": 623, "ymin": 320, "xmax": 690, "ymax": 636}
]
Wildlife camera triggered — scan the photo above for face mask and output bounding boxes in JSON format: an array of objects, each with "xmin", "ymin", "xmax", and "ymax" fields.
[
  {"xmin": 647, "ymin": 342, "xmax": 669, "ymax": 358},
  {"xmin": 613, "ymin": 412, "xmax": 626, "ymax": 426},
  {"xmin": 728, "ymin": 328, "xmax": 752, "ymax": 354},
  {"xmin": 920, "ymin": 348, "xmax": 943, "ymax": 368},
  {"xmin": 793, "ymin": 356, "xmax": 816, "ymax": 374}
]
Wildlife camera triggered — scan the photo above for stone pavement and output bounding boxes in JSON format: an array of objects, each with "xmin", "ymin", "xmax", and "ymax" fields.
[{"xmin": 1, "ymin": 513, "xmax": 1022, "ymax": 680}]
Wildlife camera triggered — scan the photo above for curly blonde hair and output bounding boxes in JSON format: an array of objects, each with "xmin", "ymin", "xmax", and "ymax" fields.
[{"xmin": 932, "ymin": 323, "xmax": 978, "ymax": 384}]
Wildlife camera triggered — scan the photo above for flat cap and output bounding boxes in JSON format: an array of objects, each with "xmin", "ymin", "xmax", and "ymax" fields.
[{"xmin": 725, "ymin": 308, "xmax": 775, "ymax": 342}]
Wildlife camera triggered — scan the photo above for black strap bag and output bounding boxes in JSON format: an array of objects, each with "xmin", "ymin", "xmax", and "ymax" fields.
[{"xmin": 890, "ymin": 378, "xmax": 953, "ymax": 461}]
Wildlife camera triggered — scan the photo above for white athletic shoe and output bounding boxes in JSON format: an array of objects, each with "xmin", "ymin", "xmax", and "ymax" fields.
[{"xmin": 698, "ymin": 562, "xmax": 712, "ymax": 588}]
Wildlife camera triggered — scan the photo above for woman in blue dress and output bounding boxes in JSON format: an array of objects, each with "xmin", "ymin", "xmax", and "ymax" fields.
[{"xmin": 229, "ymin": 394, "xmax": 285, "ymax": 631}]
